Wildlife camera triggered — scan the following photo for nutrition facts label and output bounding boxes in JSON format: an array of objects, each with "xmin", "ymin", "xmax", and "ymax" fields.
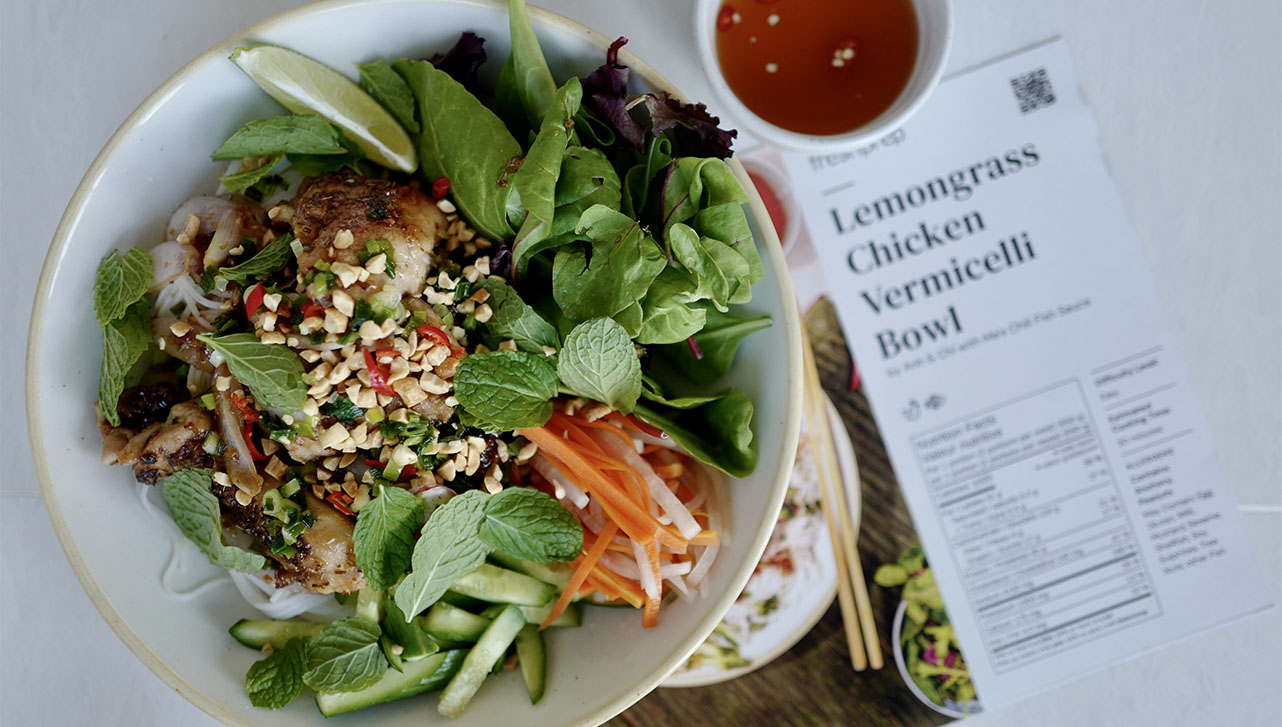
[
  {"xmin": 783, "ymin": 39, "xmax": 1269, "ymax": 708},
  {"xmin": 911, "ymin": 381, "xmax": 1162, "ymax": 672}
]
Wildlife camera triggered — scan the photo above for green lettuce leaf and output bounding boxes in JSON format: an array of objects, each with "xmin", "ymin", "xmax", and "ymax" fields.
[
  {"xmin": 508, "ymin": 78, "xmax": 582, "ymax": 272},
  {"xmin": 634, "ymin": 391, "xmax": 757, "ymax": 478},
  {"xmin": 507, "ymin": 0, "xmax": 558, "ymax": 125},
  {"xmin": 359, "ymin": 60, "xmax": 420, "ymax": 134},
  {"xmin": 658, "ymin": 307, "xmax": 771, "ymax": 384},
  {"xmin": 394, "ymin": 59, "xmax": 520, "ymax": 243},
  {"xmin": 551, "ymin": 205, "xmax": 665, "ymax": 324}
]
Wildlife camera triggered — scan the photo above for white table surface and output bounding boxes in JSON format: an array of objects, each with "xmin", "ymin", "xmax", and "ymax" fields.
[{"xmin": 2, "ymin": 1, "xmax": 1278, "ymax": 725}]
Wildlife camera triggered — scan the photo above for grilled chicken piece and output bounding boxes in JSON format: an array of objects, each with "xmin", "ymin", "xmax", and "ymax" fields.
[
  {"xmin": 291, "ymin": 173, "xmax": 446, "ymax": 297},
  {"xmin": 215, "ymin": 484, "xmax": 365, "ymax": 594},
  {"xmin": 99, "ymin": 398, "xmax": 213, "ymax": 481},
  {"xmin": 285, "ymin": 492, "xmax": 366, "ymax": 593},
  {"xmin": 132, "ymin": 401, "xmax": 214, "ymax": 485}
]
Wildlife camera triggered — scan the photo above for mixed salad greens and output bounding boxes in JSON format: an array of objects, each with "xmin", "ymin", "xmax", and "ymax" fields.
[
  {"xmin": 875, "ymin": 545, "xmax": 978, "ymax": 712},
  {"xmin": 91, "ymin": 0, "xmax": 771, "ymax": 718}
]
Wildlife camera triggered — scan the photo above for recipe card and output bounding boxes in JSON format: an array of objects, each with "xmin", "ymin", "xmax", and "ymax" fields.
[{"xmin": 780, "ymin": 39, "xmax": 1271, "ymax": 710}]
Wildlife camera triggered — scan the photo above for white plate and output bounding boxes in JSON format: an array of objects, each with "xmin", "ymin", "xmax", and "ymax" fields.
[
  {"xmin": 663, "ymin": 397, "xmax": 858, "ymax": 687},
  {"xmin": 25, "ymin": 2, "xmax": 803, "ymax": 725}
]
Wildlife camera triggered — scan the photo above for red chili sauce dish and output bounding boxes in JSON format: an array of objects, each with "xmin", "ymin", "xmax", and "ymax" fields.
[{"xmin": 715, "ymin": 0, "xmax": 919, "ymax": 136}]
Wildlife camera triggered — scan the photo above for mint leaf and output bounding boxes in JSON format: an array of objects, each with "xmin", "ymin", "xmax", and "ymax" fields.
[
  {"xmin": 551, "ymin": 205, "xmax": 665, "ymax": 324},
  {"xmin": 198, "ymin": 333, "xmax": 307, "ymax": 412},
  {"xmin": 245, "ymin": 637, "xmax": 307, "ymax": 709},
  {"xmin": 218, "ymin": 233, "xmax": 296, "ymax": 285},
  {"xmin": 98, "ymin": 299, "xmax": 153, "ymax": 426},
  {"xmin": 220, "ymin": 154, "xmax": 285, "ymax": 191},
  {"xmin": 480, "ymin": 487, "xmax": 583, "ymax": 563},
  {"xmin": 658, "ymin": 307, "xmax": 771, "ymax": 385},
  {"xmin": 353, "ymin": 485, "xmax": 425, "ymax": 591},
  {"xmin": 454, "ymin": 350, "xmax": 557, "ymax": 432},
  {"xmin": 359, "ymin": 60, "xmax": 419, "ymax": 134},
  {"xmin": 287, "ymin": 132, "xmax": 365, "ymax": 177},
  {"xmin": 557, "ymin": 318, "xmax": 641, "ymax": 414},
  {"xmin": 302, "ymin": 616, "xmax": 387, "ymax": 693},
  {"xmin": 394, "ymin": 490, "xmax": 490, "ymax": 620},
  {"xmin": 93, "ymin": 247, "xmax": 153, "ymax": 327},
  {"xmin": 477, "ymin": 280, "xmax": 558, "ymax": 353},
  {"xmin": 161, "ymin": 468, "xmax": 267, "ymax": 572},
  {"xmin": 634, "ymin": 391, "xmax": 757, "ymax": 478},
  {"xmin": 212, "ymin": 115, "xmax": 347, "ymax": 160}
]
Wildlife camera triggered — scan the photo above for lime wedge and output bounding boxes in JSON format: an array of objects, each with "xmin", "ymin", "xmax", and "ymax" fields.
[{"xmin": 230, "ymin": 44, "xmax": 417, "ymax": 173}]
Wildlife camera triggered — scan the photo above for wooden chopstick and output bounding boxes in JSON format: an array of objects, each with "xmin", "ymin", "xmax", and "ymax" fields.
[{"xmin": 800, "ymin": 328, "xmax": 884, "ymax": 670}]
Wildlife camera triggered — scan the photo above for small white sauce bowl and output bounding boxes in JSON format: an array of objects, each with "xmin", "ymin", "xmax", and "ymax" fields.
[{"xmin": 693, "ymin": 0, "xmax": 953, "ymax": 152}]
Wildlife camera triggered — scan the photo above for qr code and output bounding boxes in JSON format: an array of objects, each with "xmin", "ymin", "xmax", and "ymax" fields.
[{"xmin": 1010, "ymin": 68, "xmax": 1056, "ymax": 114}]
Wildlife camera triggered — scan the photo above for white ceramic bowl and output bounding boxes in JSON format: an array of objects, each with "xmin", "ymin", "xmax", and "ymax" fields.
[
  {"xmin": 693, "ymin": 0, "xmax": 953, "ymax": 152},
  {"xmin": 25, "ymin": 1, "xmax": 802, "ymax": 725}
]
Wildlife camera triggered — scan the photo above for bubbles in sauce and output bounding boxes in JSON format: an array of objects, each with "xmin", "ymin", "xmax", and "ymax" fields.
[{"xmin": 716, "ymin": 0, "xmax": 919, "ymax": 136}]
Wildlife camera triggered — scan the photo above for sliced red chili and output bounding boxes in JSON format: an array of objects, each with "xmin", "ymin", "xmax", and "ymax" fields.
[
  {"xmin": 364, "ymin": 459, "xmax": 384, "ymax": 468},
  {"xmin": 229, "ymin": 392, "xmax": 260, "ymax": 424},
  {"xmin": 244, "ymin": 283, "xmax": 266, "ymax": 317},
  {"xmin": 417, "ymin": 324, "xmax": 464, "ymax": 357},
  {"xmin": 300, "ymin": 300, "xmax": 325, "ymax": 320},
  {"xmin": 243, "ymin": 423, "xmax": 266, "ymax": 461},
  {"xmin": 431, "ymin": 177, "xmax": 451, "ymax": 200},
  {"xmin": 326, "ymin": 492, "xmax": 355, "ymax": 516},
  {"xmin": 400, "ymin": 465, "xmax": 418, "ymax": 480},
  {"xmin": 362, "ymin": 348, "xmax": 397, "ymax": 396}
]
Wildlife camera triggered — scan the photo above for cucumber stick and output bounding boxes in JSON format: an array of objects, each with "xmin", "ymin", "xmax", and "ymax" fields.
[
  {"xmin": 514, "ymin": 624, "xmax": 547, "ymax": 704},
  {"xmin": 314, "ymin": 649, "xmax": 467, "ymax": 717},
  {"xmin": 437, "ymin": 606, "xmax": 526, "ymax": 718},
  {"xmin": 451, "ymin": 564, "xmax": 557, "ymax": 606},
  {"xmin": 519, "ymin": 602, "xmax": 582, "ymax": 627},
  {"xmin": 488, "ymin": 552, "xmax": 573, "ymax": 589},
  {"xmin": 422, "ymin": 602, "xmax": 492, "ymax": 643},
  {"xmin": 228, "ymin": 619, "xmax": 326, "ymax": 650}
]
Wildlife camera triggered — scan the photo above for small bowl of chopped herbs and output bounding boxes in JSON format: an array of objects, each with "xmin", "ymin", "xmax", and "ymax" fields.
[{"xmin": 876, "ymin": 545, "xmax": 982, "ymax": 719}]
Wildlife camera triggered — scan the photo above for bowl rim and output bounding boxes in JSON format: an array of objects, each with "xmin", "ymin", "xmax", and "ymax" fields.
[
  {"xmin": 691, "ymin": 0, "xmax": 954, "ymax": 152},
  {"xmin": 24, "ymin": 1, "xmax": 803, "ymax": 725}
]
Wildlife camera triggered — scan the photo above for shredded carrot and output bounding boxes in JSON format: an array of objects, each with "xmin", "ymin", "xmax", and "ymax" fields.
[
  {"xmin": 520, "ymin": 428, "xmax": 661, "ymax": 545},
  {"xmin": 586, "ymin": 568, "xmax": 646, "ymax": 608},
  {"xmin": 543, "ymin": 522, "xmax": 618, "ymax": 629},
  {"xmin": 524, "ymin": 411, "xmax": 722, "ymax": 629}
]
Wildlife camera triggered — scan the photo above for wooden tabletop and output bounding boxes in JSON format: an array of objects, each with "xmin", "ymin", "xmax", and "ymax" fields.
[{"xmin": 610, "ymin": 300, "xmax": 951, "ymax": 727}]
